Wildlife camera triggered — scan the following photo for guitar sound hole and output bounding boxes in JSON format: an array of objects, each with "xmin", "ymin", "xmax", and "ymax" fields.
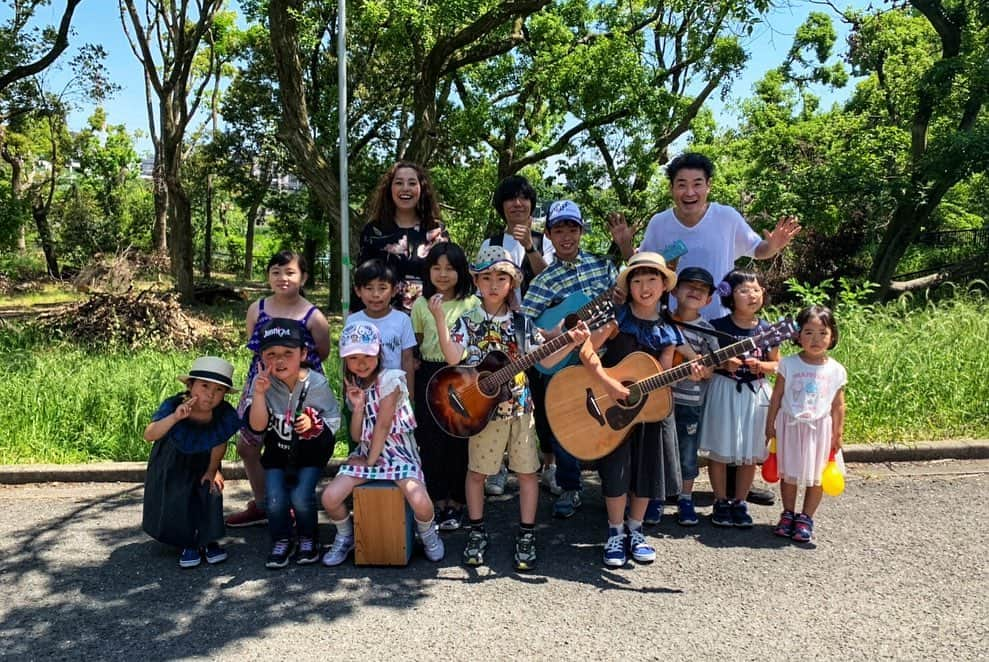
[
  {"xmin": 477, "ymin": 372, "xmax": 498, "ymax": 398},
  {"xmin": 624, "ymin": 384, "xmax": 642, "ymax": 407}
]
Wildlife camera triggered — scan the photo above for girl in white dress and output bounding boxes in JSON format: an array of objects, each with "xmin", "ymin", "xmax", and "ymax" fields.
[{"xmin": 766, "ymin": 306, "xmax": 847, "ymax": 543}]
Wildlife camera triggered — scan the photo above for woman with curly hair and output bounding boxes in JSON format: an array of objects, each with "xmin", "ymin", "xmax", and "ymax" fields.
[{"xmin": 353, "ymin": 161, "xmax": 449, "ymax": 313}]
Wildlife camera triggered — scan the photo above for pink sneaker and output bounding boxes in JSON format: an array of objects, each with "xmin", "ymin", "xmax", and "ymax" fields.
[{"xmin": 225, "ymin": 499, "xmax": 267, "ymax": 528}]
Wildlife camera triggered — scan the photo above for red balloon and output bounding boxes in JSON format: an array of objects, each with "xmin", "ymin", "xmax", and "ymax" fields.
[{"xmin": 761, "ymin": 452, "xmax": 779, "ymax": 483}]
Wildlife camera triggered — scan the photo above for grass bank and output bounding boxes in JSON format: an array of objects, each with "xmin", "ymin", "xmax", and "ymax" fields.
[{"xmin": 0, "ymin": 288, "xmax": 986, "ymax": 463}]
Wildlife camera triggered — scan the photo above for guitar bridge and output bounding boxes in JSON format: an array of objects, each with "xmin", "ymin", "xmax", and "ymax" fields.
[
  {"xmin": 448, "ymin": 385, "xmax": 469, "ymax": 418},
  {"xmin": 584, "ymin": 388, "xmax": 605, "ymax": 426}
]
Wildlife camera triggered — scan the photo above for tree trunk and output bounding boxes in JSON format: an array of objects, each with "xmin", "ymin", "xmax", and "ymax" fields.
[
  {"xmin": 203, "ymin": 173, "xmax": 214, "ymax": 279},
  {"xmin": 150, "ymin": 153, "xmax": 169, "ymax": 254},
  {"xmin": 244, "ymin": 196, "xmax": 262, "ymax": 280},
  {"xmin": 31, "ymin": 202, "xmax": 60, "ymax": 278},
  {"xmin": 163, "ymin": 129, "xmax": 195, "ymax": 302}
]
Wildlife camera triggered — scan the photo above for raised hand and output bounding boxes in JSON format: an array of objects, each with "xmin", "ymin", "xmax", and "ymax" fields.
[
  {"xmin": 344, "ymin": 376, "xmax": 366, "ymax": 411},
  {"xmin": 607, "ymin": 211, "xmax": 634, "ymax": 249},
  {"xmin": 174, "ymin": 396, "xmax": 197, "ymax": 420},
  {"xmin": 253, "ymin": 363, "xmax": 271, "ymax": 396},
  {"xmin": 763, "ymin": 214, "xmax": 801, "ymax": 255}
]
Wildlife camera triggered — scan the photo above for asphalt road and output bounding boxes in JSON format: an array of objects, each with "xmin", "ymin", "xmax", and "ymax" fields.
[{"xmin": 0, "ymin": 460, "xmax": 986, "ymax": 661}]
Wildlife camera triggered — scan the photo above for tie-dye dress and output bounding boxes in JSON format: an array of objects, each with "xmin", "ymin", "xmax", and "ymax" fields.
[{"xmin": 337, "ymin": 369, "xmax": 424, "ymax": 482}]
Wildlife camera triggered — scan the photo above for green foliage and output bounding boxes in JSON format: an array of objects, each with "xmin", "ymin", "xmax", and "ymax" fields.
[{"xmin": 0, "ymin": 251, "xmax": 48, "ymax": 281}]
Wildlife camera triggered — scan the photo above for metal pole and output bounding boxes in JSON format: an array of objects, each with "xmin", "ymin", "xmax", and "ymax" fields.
[{"xmin": 338, "ymin": 0, "xmax": 350, "ymax": 316}]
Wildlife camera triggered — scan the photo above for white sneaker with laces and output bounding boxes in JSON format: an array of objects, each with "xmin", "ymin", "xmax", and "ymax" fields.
[
  {"xmin": 321, "ymin": 534, "xmax": 355, "ymax": 567},
  {"xmin": 420, "ymin": 525, "xmax": 446, "ymax": 562},
  {"xmin": 540, "ymin": 464, "xmax": 563, "ymax": 495}
]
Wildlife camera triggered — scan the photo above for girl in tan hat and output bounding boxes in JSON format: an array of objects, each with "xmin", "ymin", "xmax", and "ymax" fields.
[
  {"xmin": 142, "ymin": 357, "xmax": 241, "ymax": 568},
  {"xmin": 577, "ymin": 253, "xmax": 704, "ymax": 567}
]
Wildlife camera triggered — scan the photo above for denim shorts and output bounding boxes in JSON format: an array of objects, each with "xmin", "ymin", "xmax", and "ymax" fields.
[{"xmin": 674, "ymin": 403, "xmax": 703, "ymax": 481}]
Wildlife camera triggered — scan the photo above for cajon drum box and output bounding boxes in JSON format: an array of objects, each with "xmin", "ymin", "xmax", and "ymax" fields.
[{"xmin": 353, "ymin": 480, "xmax": 414, "ymax": 566}]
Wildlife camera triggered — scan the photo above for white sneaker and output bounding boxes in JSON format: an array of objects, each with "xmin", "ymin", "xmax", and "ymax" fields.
[
  {"xmin": 321, "ymin": 534, "xmax": 354, "ymax": 567},
  {"xmin": 540, "ymin": 464, "xmax": 563, "ymax": 495},
  {"xmin": 484, "ymin": 465, "xmax": 508, "ymax": 496},
  {"xmin": 420, "ymin": 525, "xmax": 445, "ymax": 562}
]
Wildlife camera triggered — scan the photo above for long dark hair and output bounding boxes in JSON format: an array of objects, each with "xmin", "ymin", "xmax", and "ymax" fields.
[
  {"xmin": 422, "ymin": 242, "xmax": 473, "ymax": 300},
  {"xmin": 367, "ymin": 161, "xmax": 442, "ymax": 234}
]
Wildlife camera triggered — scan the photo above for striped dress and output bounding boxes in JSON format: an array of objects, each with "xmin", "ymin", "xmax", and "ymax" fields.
[{"xmin": 337, "ymin": 369, "xmax": 424, "ymax": 482}]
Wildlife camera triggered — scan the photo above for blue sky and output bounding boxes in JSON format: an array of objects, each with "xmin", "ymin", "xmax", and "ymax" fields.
[{"xmin": 12, "ymin": 1, "xmax": 870, "ymax": 156}]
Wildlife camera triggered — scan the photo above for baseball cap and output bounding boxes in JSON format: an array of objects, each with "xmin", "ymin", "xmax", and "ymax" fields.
[
  {"xmin": 258, "ymin": 318, "xmax": 305, "ymax": 351},
  {"xmin": 546, "ymin": 200, "xmax": 586, "ymax": 229}
]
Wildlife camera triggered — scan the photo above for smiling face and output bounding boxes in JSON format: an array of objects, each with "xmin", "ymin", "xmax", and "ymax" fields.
[
  {"xmin": 390, "ymin": 166, "xmax": 422, "ymax": 214},
  {"xmin": 628, "ymin": 269, "xmax": 666, "ymax": 311},
  {"xmin": 355, "ymin": 278, "xmax": 397, "ymax": 317},
  {"xmin": 797, "ymin": 316, "xmax": 833, "ymax": 360},
  {"xmin": 186, "ymin": 378, "xmax": 229, "ymax": 413},
  {"xmin": 670, "ymin": 167, "xmax": 711, "ymax": 225},
  {"xmin": 673, "ymin": 280, "xmax": 713, "ymax": 315},
  {"xmin": 547, "ymin": 222, "xmax": 582, "ymax": 261},
  {"xmin": 267, "ymin": 258, "xmax": 305, "ymax": 298},
  {"xmin": 261, "ymin": 345, "xmax": 304, "ymax": 384},
  {"xmin": 429, "ymin": 255, "xmax": 458, "ymax": 297},
  {"xmin": 502, "ymin": 194, "xmax": 533, "ymax": 229},
  {"xmin": 345, "ymin": 353, "xmax": 379, "ymax": 380},
  {"xmin": 474, "ymin": 270, "xmax": 514, "ymax": 311}
]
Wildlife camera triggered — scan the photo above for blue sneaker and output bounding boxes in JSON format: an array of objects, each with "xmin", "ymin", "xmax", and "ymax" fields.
[
  {"xmin": 643, "ymin": 499, "xmax": 663, "ymax": 525},
  {"xmin": 178, "ymin": 547, "xmax": 201, "ymax": 568},
  {"xmin": 203, "ymin": 542, "xmax": 227, "ymax": 564},
  {"xmin": 731, "ymin": 500, "xmax": 754, "ymax": 528},
  {"xmin": 677, "ymin": 497, "xmax": 699, "ymax": 526},
  {"xmin": 627, "ymin": 527, "xmax": 656, "ymax": 563},
  {"xmin": 553, "ymin": 490, "xmax": 582, "ymax": 519},
  {"xmin": 711, "ymin": 499, "xmax": 733, "ymax": 527},
  {"xmin": 792, "ymin": 513, "xmax": 814, "ymax": 543},
  {"xmin": 602, "ymin": 527, "xmax": 627, "ymax": 567}
]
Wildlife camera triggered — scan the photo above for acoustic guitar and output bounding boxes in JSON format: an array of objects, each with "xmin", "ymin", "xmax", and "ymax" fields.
[
  {"xmin": 545, "ymin": 319, "xmax": 798, "ymax": 460},
  {"xmin": 427, "ymin": 303, "xmax": 614, "ymax": 438},
  {"xmin": 533, "ymin": 239, "xmax": 688, "ymax": 376}
]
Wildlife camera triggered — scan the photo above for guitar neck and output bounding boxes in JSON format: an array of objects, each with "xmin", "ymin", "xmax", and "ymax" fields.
[
  {"xmin": 635, "ymin": 337, "xmax": 758, "ymax": 394},
  {"xmin": 480, "ymin": 330, "xmax": 578, "ymax": 390}
]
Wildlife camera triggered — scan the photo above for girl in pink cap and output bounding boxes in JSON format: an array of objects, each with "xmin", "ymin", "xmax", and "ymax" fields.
[{"xmin": 320, "ymin": 321, "xmax": 445, "ymax": 566}]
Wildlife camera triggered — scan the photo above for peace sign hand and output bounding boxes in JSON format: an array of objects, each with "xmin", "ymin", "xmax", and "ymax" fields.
[
  {"xmin": 344, "ymin": 376, "xmax": 366, "ymax": 411},
  {"xmin": 174, "ymin": 396, "xmax": 197, "ymax": 420},
  {"xmin": 253, "ymin": 363, "xmax": 272, "ymax": 396}
]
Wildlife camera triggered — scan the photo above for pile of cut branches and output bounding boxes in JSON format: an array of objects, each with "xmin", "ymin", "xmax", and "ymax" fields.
[{"xmin": 40, "ymin": 289, "xmax": 198, "ymax": 349}]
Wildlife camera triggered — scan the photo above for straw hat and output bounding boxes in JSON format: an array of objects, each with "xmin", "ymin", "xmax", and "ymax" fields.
[
  {"xmin": 178, "ymin": 356, "xmax": 238, "ymax": 392},
  {"xmin": 617, "ymin": 251, "xmax": 678, "ymax": 293}
]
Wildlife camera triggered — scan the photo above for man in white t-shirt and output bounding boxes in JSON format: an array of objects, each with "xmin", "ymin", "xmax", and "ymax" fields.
[
  {"xmin": 479, "ymin": 175, "xmax": 555, "ymax": 304},
  {"xmin": 609, "ymin": 152, "xmax": 800, "ymax": 507},
  {"xmin": 609, "ymin": 152, "xmax": 800, "ymax": 318}
]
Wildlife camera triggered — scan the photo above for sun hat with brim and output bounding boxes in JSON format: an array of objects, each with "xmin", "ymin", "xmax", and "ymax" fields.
[
  {"xmin": 617, "ymin": 251, "xmax": 678, "ymax": 293},
  {"xmin": 340, "ymin": 321, "xmax": 382, "ymax": 358},
  {"xmin": 178, "ymin": 356, "xmax": 238, "ymax": 392},
  {"xmin": 470, "ymin": 245, "xmax": 523, "ymax": 287}
]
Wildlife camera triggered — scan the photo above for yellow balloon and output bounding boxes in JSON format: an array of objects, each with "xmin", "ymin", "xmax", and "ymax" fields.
[{"xmin": 821, "ymin": 461, "xmax": 845, "ymax": 496}]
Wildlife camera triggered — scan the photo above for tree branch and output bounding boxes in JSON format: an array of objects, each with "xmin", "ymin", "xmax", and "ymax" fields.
[{"xmin": 0, "ymin": 0, "xmax": 83, "ymax": 94}]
